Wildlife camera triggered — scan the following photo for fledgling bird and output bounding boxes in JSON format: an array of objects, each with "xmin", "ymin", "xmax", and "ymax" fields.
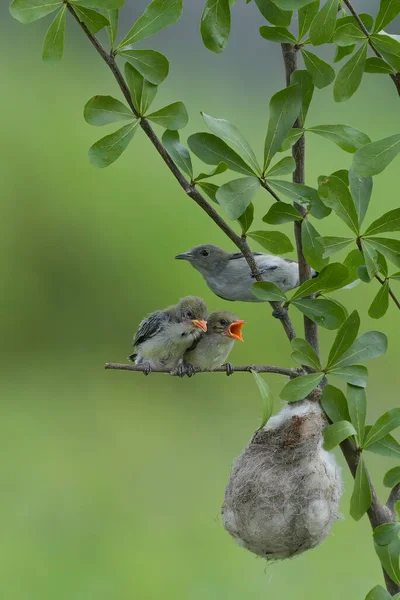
[
  {"xmin": 128, "ymin": 296, "xmax": 208, "ymax": 375},
  {"xmin": 183, "ymin": 310, "xmax": 245, "ymax": 375},
  {"xmin": 175, "ymin": 244, "xmax": 318, "ymax": 302}
]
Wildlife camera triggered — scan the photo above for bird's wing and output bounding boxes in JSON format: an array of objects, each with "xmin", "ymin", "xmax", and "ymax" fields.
[
  {"xmin": 132, "ymin": 310, "xmax": 170, "ymax": 347},
  {"xmin": 229, "ymin": 251, "xmax": 264, "ymax": 260},
  {"xmin": 185, "ymin": 333, "xmax": 205, "ymax": 353}
]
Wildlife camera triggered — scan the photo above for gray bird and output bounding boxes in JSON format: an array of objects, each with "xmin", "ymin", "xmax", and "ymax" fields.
[
  {"xmin": 183, "ymin": 310, "xmax": 245, "ymax": 375},
  {"xmin": 128, "ymin": 296, "xmax": 208, "ymax": 375},
  {"xmin": 175, "ymin": 245, "xmax": 318, "ymax": 302}
]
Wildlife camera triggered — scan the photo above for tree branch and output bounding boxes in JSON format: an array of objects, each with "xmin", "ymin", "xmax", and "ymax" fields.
[
  {"xmin": 342, "ymin": 0, "xmax": 400, "ymax": 97},
  {"xmin": 105, "ymin": 362, "xmax": 300, "ymax": 377},
  {"xmin": 66, "ymin": 2, "xmax": 297, "ymax": 342},
  {"xmin": 281, "ymin": 43, "xmax": 320, "ymax": 355}
]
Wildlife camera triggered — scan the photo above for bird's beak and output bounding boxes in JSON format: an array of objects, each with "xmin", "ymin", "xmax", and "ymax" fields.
[
  {"xmin": 227, "ymin": 320, "xmax": 246, "ymax": 342},
  {"xmin": 192, "ymin": 319, "xmax": 207, "ymax": 333},
  {"xmin": 175, "ymin": 252, "xmax": 192, "ymax": 261}
]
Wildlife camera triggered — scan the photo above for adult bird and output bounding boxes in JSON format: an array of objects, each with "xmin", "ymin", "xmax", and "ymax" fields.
[
  {"xmin": 128, "ymin": 296, "xmax": 208, "ymax": 375},
  {"xmin": 183, "ymin": 310, "xmax": 245, "ymax": 375},
  {"xmin": 175, "ymin": 244, "xmax": 318, "ymax": 302}
]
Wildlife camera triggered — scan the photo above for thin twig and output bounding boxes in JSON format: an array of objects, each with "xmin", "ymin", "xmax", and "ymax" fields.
[
  {"xmin": 376, "ymin": 274, "xmax": 400, "ymax": 310},
  {"xmin": 105, "ymin": 362, "xmax": 299, "ymax": 377},
  {"xmin": 259, "ymin": 179, "xmax": 283, "ymax": 203},
  {"xmin": 66, "ymin": 2, "xmax": 297, "ymax": 342},
  {"xmin": 281, "ymin": 43, "xmax": 320, "ymax": 355},
  {"xmin": 342, "ymin": 0, "xmax": 400, "ymax": 97}
]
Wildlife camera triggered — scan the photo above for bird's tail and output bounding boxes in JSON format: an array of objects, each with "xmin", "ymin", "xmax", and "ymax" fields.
[{"xmin": 128, "ymin": 353, "xmax": 137, "ymax": 363}]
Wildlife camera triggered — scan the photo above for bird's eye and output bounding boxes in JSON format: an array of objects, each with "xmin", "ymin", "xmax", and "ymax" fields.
[
  {"xmin": 200, "ymin": 249, "xmax": 209, "ymax": 257},
  {"xmin": 186, "ymin": 310, "xmax": 194, "ymax": 319},
  {"xmin": 220, "ymin": 319, "xmax": 228, "ymax": 326}
]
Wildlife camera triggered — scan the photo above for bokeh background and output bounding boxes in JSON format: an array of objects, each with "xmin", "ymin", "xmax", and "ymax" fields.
[{"xmin": 2, "ymin": 1, "xmax": 400, "ymax": 598}]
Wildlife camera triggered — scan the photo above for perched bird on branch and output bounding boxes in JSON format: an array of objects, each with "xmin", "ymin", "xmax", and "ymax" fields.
[
  {"xmin": 175, "ymin": 244, "xmax": 318, "ymax": 302},
  {"xmin": 128, "ymin": 296, "xmax": 208, "ymax": 375},
  {"xmin": 183, "ymin": 310, "xmax": 246, "ymax": 375}
]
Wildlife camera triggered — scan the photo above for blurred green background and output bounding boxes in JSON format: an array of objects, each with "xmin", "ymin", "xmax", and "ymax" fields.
[{"xmin": 2, "ymin": 1, "xmax": 400, "ymax": 598}]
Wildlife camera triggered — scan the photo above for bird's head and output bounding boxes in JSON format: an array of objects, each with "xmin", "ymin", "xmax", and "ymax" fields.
[
  {"xmin": 207, "ymin": 310, "xmax": 245, "ymax": 342},
  {"xmin": 175, "ymin": 245, "xmax": 231, "ymax": 273},
  {"xmin": 176, "ymin": 296, "xmax": 208, "ymax": 333}
]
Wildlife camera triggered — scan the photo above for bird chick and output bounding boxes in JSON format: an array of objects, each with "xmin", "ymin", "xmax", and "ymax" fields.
[
  {"xmin": 128, "ymin": 296, "xmax": 208, "ymax": 375},
  {"xmin": 183, "ymin": 310, "xmax": 245, "ymax": 375},
  {"xmin": 175, "ymin": 244, "xmax": 318, "ymax": 302}
]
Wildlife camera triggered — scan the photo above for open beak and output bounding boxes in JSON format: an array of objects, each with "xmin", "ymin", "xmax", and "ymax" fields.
[
  {"xmin": 227, "ymin": 320, "xmax": 246, "ymax": 342},
  {"xmin": 192, "ymin": 319, "xmax": 207, "ymax": 333},
  {"xmin": 175, "ymin": 252, "xmax": 192, "ymax": 261}
]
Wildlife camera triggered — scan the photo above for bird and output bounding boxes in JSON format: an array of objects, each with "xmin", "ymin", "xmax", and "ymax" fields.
[
  {"xmin": 175, "ymin": 244, "xmax": 318, "ymax": 302},
  {"xmin": 128, "ymin": 296, "xmax": 208, "ymax": 375},
  {"xmin": 183, "ymin": 310, "xmax": 246, "ymax": 375}
]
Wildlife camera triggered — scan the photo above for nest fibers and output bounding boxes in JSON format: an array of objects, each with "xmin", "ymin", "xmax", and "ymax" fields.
[{"xmin": 222, "ymin": 402, "xmax": 342, "ymax": 560}]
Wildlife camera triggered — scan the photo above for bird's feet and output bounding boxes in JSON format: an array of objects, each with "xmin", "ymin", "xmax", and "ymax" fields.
[
  {"xmin": 170, "ymin": 360, "xmax": 187, "ymax": 378},
  {"xmin": 185, "ymin": 363, "xmax": 196, "ymax": 378},
  {"xmin": 225, "ymin": 362, "xmax": 234, "ymax": 376},
  {"xmin": 143, "ymin": 362, "xmax": 152, "ymax": 376}
]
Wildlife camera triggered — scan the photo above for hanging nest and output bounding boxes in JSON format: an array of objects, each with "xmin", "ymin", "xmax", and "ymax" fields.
[{"xmin": 222, "ymin": 401, "xmax": 342, "ymax": 560}]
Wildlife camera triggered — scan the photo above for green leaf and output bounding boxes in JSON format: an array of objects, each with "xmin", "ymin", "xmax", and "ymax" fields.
[
  {"xmin": 262, "ymin": 202, "xmax": 302, "ymax": 224},
  {"xmin": 317, "ymin": 236, "xmax": 353, "ymax": 258},
  {"xmin": 361, "ymin": 239, "xmax": 379, "ymax": 279},
  {"xmin": 278, "ymin": 128, "xmax": 305, "ymax": 152},
  {"xmin": 309, "ymin": 0, "xmax": 337, "ymax": 46},
  {"xmin": 391, "ymin": 271, "xmax": 400, "ymax": 280},
  {"xmin": 329, "ymin": 365, "xmax": 368, "ymax": 387},
  {"xmin": 71, "ymin": 0, "xmax": 124, "ymax": 8},
  {"xmin": 375, "ymin": 523, "xmax": 400, "ymax": 546},
  {"xmin": 42, "ymin": 4, "xmax": 66, "ymax": 63},
  {"xmin": 365, "ymin": 208, "xmax": 400, "ymax": 236},
  {"xmin": 371, "ymin": 34, "xmax": 400, "ymax": 72},
  {"xmin": 365, "ymin": 585, "xmax": 392, "ymax": 600},
  {"xmin": 323, "ymin": 420, "xmax": 357, "ymax": 451},
  {"xmin": 72, "ymin": 5, "xmax": 110, "ymax": 34},
  {"xmin": 377, "ymin": 252, "xmax": 389, "ymax": 277},
  {"xmin": 334, "ymin": 19, "xmax": 369, "ymax": 46},
  {"xmin": 263, "ymin": 84, "xmax": 302, "ymax": 170},
  {"xmin": 251, "ymin": 281, "xmax": 288, "ymax": 302},
  {"xmin": 301, "ymin": 49, "xmax": 336, "ymax": 89},
  {"xmin": 260, "ymin": 25, "xmax": 296, "ymax": 43},
  {"xmin": 350, "ymin": 457, "xmax": 372, "ymax": 520},
  {"xmin": 333, "ymin": 330, "xmax": 388, "ymax": 369},
  {"xmin": 307, "ymin": 124, "xmax": 370, "ymax": 154},
  {"xmin": 365, "ymin": 57, "xmax": 396, "ymax": 74},
  {"xmin": 366, "ymin": 432, "xmax": 400, "ymax": 459},
  {"xmin": 349, "ymin": 166, "xmax": 372, "ymax": 227},
  {"xmin": 197, "ymin": 181, "xmax": 219, "ymax": 203},
  {"xmin": 265, "ymin": 156, "xmax": 296, "ymax": 177},
  {"xmin": 10, "ymin": 0, "xmax": 62, "ymax": 24},
  {"xmin": 301, "ymin": 220, "xmax": 329, "ymax": 271},
  {"xmin": 216, "ymin": 177, "xmax": 261, "ymax": 219},
  {"xmin": 124, "ymin": 62, "xmax": 157, "ymax": 115},
  {"xmin": 273, "ymin": 0, "xmax": 319, "ymax": 8},
  {"xmin": 280, "ymin": 372, "xmax": 324, "ymax": 402},
  {"xmin": 327, "ymin": 310, "xmax": 360, "ymax": 369},
  {"xmin": 254, "ymin": 0, "xmax": 292, "ymax": 26},
  {"xmin": 88, "ymin": 120, "xmax": 139, "ymax": 168},
  {"xmin": 119, "ymin": 50, "xmax": 169, "ymax": 85},
  {"xmin": 251, "ymin": 369, "xmax": 274, "ymax": 429},
  {"xmin": 374, "ymin": 0, "xmax": 400, "ymax": 32},
  {"xmin": 291, "ymin": 337, "xmax": 321, "ymax": 370},
  {"xmin": 369, "ymin": 281, "xmax": 390, "ymax": 319},
  {"xmin": 195, "ymin": 162, "xmax": 227, "ymax": 181},
  {"xmin": 298, "ymin": 0, "xmax": 319, "ymax": 41},
  {"xmin": 318, "ymin": 174, "xmax": 359, "ymax": 234},
  {"xmin": 84, "ymin": 95, "xmax": 133, "ymax": 126},
  {"xmin": 187, "ymin": 133, "xmax": 256, "ymax": 176},
  {"xmin": 290, "ymin": 263, "xmax": 350, "ymax": 301},
  {"xmin": 237, "ymin": 203, "xmax": 254, "ymax": 234},
  {"xmin": 106, "ymin": 9, "xmax": 119, "ymax": 47},
  {"xmin": 364, "ymin": 409, "xmax": 400, "ymax": 448},
  {"xmin": 334, "ymin": 44, "xmax": 356, "ymax": 63},
  {"xmin": 334, "ymin": 43, "xmax": 367, "ymax": 103},
  {"xmin": 147, "ymin": 102, "xmax": 188, "ymax": 130},
  {"xmin": 292, "ymin": 297, "xmax": 347, "ymax": 330},
  {"xmin": 334, "ymin": 13, "xmax": 374, "ymax": 31},
  {"xmin": 202, "ymin": 113, "xmax": 261, "ymax": 176},
  {"xmin": 162, "ymin": 130, "xmax": 193, "ymax": 178},
  {"xmin": 353, "ymin": 134, "xmax": 400, "ymax": 177},
  {"xmin": 247, "ymin": 230, "xmax": 294, "ymax": 254},
  {"xmin": 347, "ymin": 384, "xmax": 366, "ymax": 445},
  {"xmin": 267, "ymin": 179, "xmax": 328, "ymax": 219},
  {"xmin": 342, "ymin": 248, "xmax": 366, "ymax": 285},
  {"xmin": 117, "ymin": 0, "xmax": 182, "ymax": 48},
  {"xmin": 374, "ymin": 534, "xmax": 400, "ymax": 585},
  {"xmin": 365, "ymin": 237, "xmax": 400, "ymax": 268},
  {"xmin": 321, "ymin": 385, "xmax": 350, "ymax": 423},
  {"xmin": 384, "ymin": 467, "xmax": 400, "ymax": 488},
  {"xmin": 201, "ymin": 0, "xmax": 231, "ymax": 53},
  {"xmin": 290, "ymin": 70, "xmax": 314, "ymax": 125}
]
